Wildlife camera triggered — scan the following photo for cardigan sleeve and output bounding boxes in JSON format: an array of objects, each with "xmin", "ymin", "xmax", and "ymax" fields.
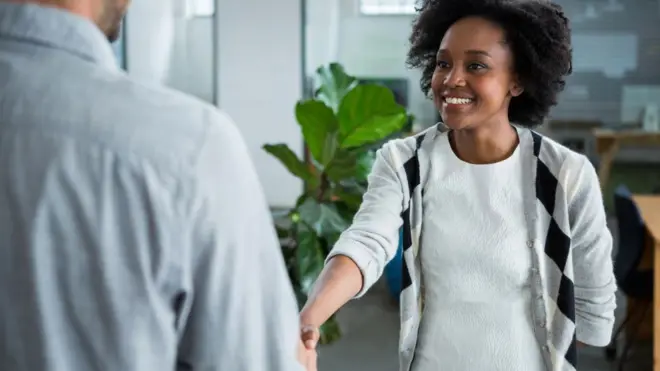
[
  {"xmin": 325, "ymin": 142, "xmax": 405, "ymax": 298},
  {"xmin": 568, "ymin": 154, "xmax": 617, "ymax": 347}
]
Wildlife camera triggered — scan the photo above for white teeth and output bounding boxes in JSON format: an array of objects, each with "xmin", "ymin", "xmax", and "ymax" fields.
[{"xmin": 445, "ymin": 97, "xmax": 473, "ymax": 105}]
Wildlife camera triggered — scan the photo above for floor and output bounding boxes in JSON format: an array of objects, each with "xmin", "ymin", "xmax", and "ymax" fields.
[{"xmin": 316, "ymin": 217, "xmax": 654, "ymax": 371}]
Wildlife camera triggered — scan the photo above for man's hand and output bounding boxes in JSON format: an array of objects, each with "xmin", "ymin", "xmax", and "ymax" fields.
[
  {"xmin": 297, "ymin": 325, "xmax": 320, "ymax": 371},
  {"xmin": 297, "ymin": 339, "xmax": 317, "ymax": 371}
]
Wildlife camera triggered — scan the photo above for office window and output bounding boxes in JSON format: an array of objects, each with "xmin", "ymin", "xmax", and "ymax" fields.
[
  {"xmin": 359, "ymin": 0, "xmax": 417, "ymax": 15},
  {"xmin": 111, "ymin": 21, "xmax": 127, "ymax": 70},
  {"xmin": 188, "ymin": 0, "xmax": 215, "ymax": 17}
]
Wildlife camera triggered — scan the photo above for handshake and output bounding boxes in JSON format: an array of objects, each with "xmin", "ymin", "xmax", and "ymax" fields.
[{"xmin": 297, "ymin": 325, "xmax": 320, "ymax": 371}]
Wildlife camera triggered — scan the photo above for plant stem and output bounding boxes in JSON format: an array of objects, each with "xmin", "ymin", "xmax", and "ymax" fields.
[{"xmin": 316, "ymin": 173, "xmax": 330, "ymax": 202}]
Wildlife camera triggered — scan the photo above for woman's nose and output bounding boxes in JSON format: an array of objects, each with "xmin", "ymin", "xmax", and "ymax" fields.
[{"xmin": 444, "ymin": 67, "xmax": 466, "ymax": 87}]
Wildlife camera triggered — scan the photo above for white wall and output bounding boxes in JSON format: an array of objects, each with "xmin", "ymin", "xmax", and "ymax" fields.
[
  {"xmin": 124, "ymin": 0, "xmax": 176, "ymax": 85},
  {"xmin": 215, "ymin": 0, "xmax": 304, "ymax": 208},
  {"xmin": 305, "ymin": 0, "xmax": 340, "ymax": 76},
  {"xmin": 124, "ymin": 0, "xmax": 215, "ymax": 102},
  {"xmin": 123, "ymin": 0, "xmax": 304, "ymax": 208},
  {"xmin": 185, "ymin": 18, "xmax": 215, "ymax": 103}
]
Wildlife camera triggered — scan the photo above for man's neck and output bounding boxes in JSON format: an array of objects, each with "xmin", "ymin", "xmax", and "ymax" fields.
[{"xmin": 8, "ymin": 0, "xmax": 96, "ymax": 22}]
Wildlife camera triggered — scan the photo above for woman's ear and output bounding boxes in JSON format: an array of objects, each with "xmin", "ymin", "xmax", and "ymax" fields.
[{"xmin": 510, "ymin": 83, "xmax": 524, "ymax": 97}]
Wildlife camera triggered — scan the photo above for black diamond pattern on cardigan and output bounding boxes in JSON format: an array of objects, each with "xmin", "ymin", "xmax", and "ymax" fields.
[
  {"xmin": 536, "ymin": 160, "xmax": 558, "ymax": 216},
  {"xmin": 532, "ymin": 130, "xmax": 542, "ymax": 156},
  {"xmin": 400, "ymin": 136, "xmax": 424, "ymax": 291},
  {"xmin": 401, "ymin": 206, "xmax": 413, "ymax": 290},
  {"xmin": 545, "ymin": 218, "xmax": 571, "ymax": 273},
  {"xmin": 567, "ymin": 332, "xmax": 578, "ymax": 368},
  {"xmin": 557, "ymin": 273, "xmax": 576, "ymax": 323},
  {"xmin": 531, "ymin": 131, "xmax": 578, "ymax": 368}
]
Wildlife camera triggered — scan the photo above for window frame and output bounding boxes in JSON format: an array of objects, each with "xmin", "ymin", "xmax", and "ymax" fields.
[
  {"xmin": 188, "ymin": 0, "xmax": 215, "ymax": 17},
  {"xmin": 358, "ymin": 0, "xmax": 418, "ymax": 16}
]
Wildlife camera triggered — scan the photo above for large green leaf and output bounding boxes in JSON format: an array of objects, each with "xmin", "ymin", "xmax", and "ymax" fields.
[
  {"xmin": 298, "ymin": 198, "xmax": 349, "ymax": 238},
  {"xmin": 263, "ymin": 144, "xmax": 318, "ymax": 187},
  {"xmin": 294, "ymin": 193, "xmax": 312, "ymax": 209},
  {"xmin": 332, "ymin": 187, "xmax": 363, "ymax": 211},
  {"xmin": 324, "ymin": 148, "xmax": 375, "ymax": 182},
  {"xmin": 295, "ymin": 100, "xmax": 339, "ymax": 165},
  {"xmin": 324, "ymin": 149, "xmax": 358, "ymax": 182},
  {"xmin": 315, "ymin": 63, "xmax": 358, "ymax": 113},
  {"xmin": 337, "ymin": 84, "xmax": 408, "ymax": 148},
  {"xmin": 295, "ymin": 223, "xmax": 325, "ymax": 295}
]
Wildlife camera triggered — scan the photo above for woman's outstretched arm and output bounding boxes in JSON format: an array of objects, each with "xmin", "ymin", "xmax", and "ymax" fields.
[
  {"xmin": 299, "ymin": 255, "xmax": 364, "ymax": 341},
  {"xmin": 299, "ymin": 141, "xmax": 408, "ymax": 343}
]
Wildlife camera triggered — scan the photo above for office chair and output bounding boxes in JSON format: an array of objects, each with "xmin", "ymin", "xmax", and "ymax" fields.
[{"xmin": 604, "ymin": 185, "xmax": 654, "ymax": 370}]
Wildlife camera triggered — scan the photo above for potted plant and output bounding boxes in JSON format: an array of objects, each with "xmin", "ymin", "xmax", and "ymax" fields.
[{"xmin": 264, "ymin": 63, "xmax": 409, "ymax": 344}]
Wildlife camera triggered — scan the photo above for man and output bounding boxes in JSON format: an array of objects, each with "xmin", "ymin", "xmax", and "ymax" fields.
[{"xmin": 0, "ymin": 1, "xmax": 315, "ymax": 370}]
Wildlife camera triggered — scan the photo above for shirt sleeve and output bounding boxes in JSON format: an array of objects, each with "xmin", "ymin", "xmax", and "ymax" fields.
[
  {"xmin": 325, "ymin": 142, "xmax": 405, "ymax": 298},
  {"xmin": 175, "ymin": 110, "xmax": 304, "ymax": 371},
  {"xmin": 568, "ymin": 154, "xmax": 617, "ymax": 347}
]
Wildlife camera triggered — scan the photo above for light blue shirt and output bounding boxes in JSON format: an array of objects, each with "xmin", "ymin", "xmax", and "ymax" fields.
[{"xmin": 0, "ymin": 4, "xmax": 303, "ymax": 371}]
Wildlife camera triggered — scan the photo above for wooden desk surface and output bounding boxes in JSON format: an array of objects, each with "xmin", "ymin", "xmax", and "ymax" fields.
[
  {"xmin": 594, "ymin": 130, "xmax": 660, "ymax": 152},
  {"xmin": 633, "ymin": 195, "xmax": 660, "ymax": 241}
]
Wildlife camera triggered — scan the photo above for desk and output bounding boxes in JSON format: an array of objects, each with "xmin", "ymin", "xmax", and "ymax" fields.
[
  {"xmin": 594, "ymin": 130, "xmax": 660, "ymax": 188},
  {"xmin": 632, "ymin": 195, "xmax": 660, "ymax": 370}
]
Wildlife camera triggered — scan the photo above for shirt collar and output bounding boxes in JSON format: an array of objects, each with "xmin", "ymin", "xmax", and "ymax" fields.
[{"xmin": 0, "ymin": 2, "xmax": 119, "ymax": 70}]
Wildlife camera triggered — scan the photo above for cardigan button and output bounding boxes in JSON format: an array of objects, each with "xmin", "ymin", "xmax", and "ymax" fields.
[{"xmin": 527, "ymin": 240, "xmax": 534, "ymax": 248}]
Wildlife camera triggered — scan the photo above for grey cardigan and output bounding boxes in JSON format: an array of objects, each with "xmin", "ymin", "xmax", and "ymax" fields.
[{"xmin": 327, "ymin": 125, "xmax": 617, "ymax": 371}]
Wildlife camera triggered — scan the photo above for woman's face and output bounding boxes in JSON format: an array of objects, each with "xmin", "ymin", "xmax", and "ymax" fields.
[{"xmin": 431, "ymin": 16, "xmax": 522, "ymax": 130}]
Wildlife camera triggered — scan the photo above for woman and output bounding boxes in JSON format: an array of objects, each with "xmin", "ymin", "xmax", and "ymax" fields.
[{"xmin": 300, "ymin": 0, "xmax": 617, "ymax": 370}]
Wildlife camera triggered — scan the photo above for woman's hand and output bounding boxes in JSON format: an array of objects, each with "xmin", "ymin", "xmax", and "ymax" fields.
[
  {"xmin": 298, "ymin": 325, "xmax": 321, "ymax": 371},
  {"xmin": 298, "ymin": 325, "xmax": 320, "ymax": 371},
  {"xmin": 297, "ymin": 339, "xmax": 317, "ymax": 371},
  {"xmin": 301, "ymin": 325, "xmax": 320, "ymax": 349}
]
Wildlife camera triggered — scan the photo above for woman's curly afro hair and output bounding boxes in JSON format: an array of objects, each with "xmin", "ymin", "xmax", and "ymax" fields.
[{"xmin": 407, "ymin": 0, "xmax": 573, "ymax": 127}]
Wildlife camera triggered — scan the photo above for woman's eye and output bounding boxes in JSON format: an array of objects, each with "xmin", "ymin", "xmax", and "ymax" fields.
[
  {"xmin": 436, "ymin": 61, "xmax": 449, "ymax": 69},
  {"xmin": 468, "ymin": 63, "xmax": 487, "ymax": 71}
]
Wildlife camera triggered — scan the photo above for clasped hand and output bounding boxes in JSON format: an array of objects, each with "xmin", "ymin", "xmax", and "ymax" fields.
[{"xmin": 297, "ymin": 325, "xmax": 319, "ymax": 371}]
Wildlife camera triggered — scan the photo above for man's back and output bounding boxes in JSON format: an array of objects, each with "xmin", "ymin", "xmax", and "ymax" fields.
[{"xmin": 0, "ymin": 4, "xmax": 302, "ymax": 370}]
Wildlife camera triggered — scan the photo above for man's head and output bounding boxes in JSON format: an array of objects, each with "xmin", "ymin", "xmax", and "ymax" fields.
[{"xmin": 17, "ymin": 0, "xmax": 130, "ymax": 42}]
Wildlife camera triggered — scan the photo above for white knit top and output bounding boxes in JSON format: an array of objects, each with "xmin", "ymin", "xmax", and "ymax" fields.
[{"xmin": 411, "ymin": 134, "xmax": 546, "ymax": 371}]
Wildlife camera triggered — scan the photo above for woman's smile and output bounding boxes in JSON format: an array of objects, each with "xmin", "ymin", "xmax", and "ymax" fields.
[{"xmin": 441, "ymin": 95, "xmax": 476, "ymax": 114}]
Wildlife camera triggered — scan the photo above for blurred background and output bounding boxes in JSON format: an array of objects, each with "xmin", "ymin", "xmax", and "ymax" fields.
[{"xmin": 118, "ymin": 0, "xmax": 659, "ymax": 369}]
